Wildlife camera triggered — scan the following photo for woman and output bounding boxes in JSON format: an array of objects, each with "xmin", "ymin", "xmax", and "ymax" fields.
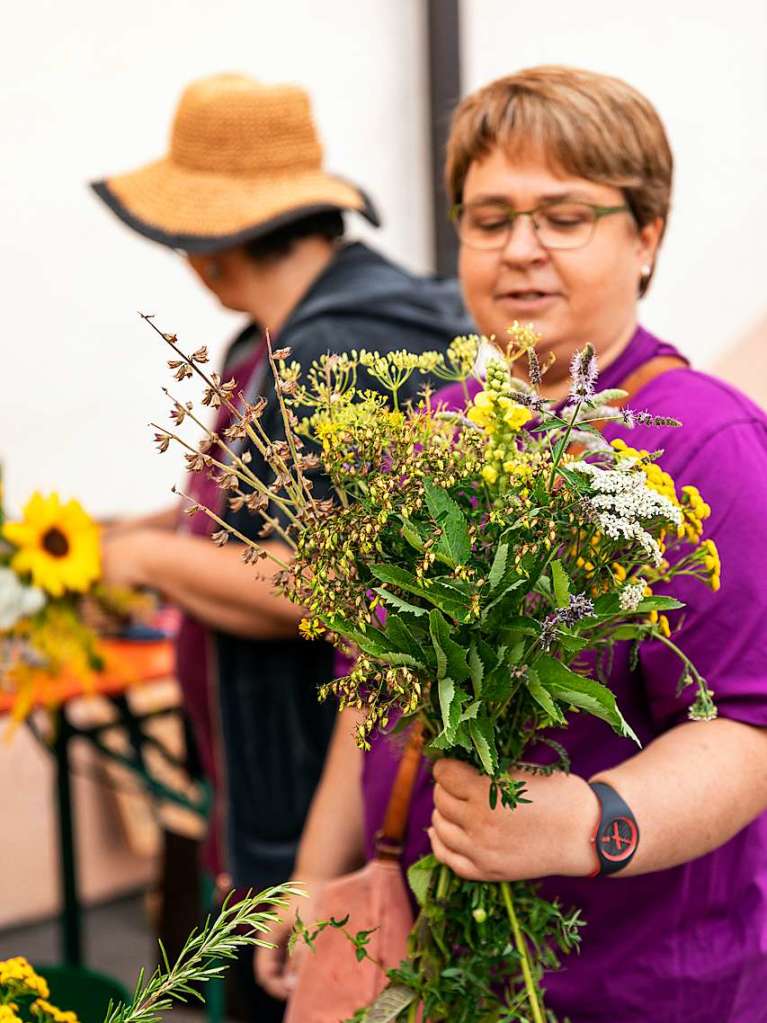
[{"xmin": 258, "ymin": 67, "xmax": 767, "ymax": 1021}]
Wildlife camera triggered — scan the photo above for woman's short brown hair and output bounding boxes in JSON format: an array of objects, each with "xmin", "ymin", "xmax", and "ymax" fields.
[{"xmin": 445, "ymin": 66, "xmax": 673, "ymax": 294}]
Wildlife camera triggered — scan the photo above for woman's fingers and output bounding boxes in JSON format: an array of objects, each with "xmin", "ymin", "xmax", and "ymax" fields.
[
  {"xmin": 428, "ymin": 825, "xmax": 480, "ymax": 880},
  {"xmin": 433, "ymin": 781, "xmax": 469, "ymax": 824}
]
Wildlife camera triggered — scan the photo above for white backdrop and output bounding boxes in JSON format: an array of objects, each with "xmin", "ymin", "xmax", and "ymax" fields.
[
  {"xmin": 462, "ymin": 0, "xmax": 767, "ymax": 370},
  {"xmin": 1, "ymin": 0, "xmax": 431, "ymax": 516},
  {"xmin": 2, "ymin": 0, "xmax": 765, "ymax": 518}
]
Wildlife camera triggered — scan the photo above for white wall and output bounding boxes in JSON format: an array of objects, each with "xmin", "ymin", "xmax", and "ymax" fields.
[
  {"xmin": 461, "ymin": 0, "xmax": 767, "ymax": 369},
  {"xmin": 3, "ymin": 2, "xmax": 765, "ymax": 518},
  {"xmin": 1, "ymin": 0, "xmax": 431, "ymax": 517}
]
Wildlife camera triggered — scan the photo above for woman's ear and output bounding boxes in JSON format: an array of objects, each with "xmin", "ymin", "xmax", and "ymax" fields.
[
  {"xmin": 637, "ymin": 217, "xmax": 664, "ymax": 272},
  {"xmin": 636, "ymin": 217, "xmax": 664, "ymax": 296}
]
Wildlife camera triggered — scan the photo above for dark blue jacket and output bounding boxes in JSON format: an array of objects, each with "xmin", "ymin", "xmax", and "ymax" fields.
[{"xmin": 216, "ymin": 242, "xmax": 472, "ymax": 886}]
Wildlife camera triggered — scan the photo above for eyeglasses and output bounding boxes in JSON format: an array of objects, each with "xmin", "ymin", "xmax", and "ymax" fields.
[{"xmin": 450, "ymin": 200, "xmax": 630, "ymax": 252}]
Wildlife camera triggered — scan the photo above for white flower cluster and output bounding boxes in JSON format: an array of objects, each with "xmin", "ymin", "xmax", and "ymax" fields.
[
  {"xmin": 0, "ymin": 568, "xmax": 45, "ymax": 630},
  {"xmin": 573, "ymin": 460, "xmax": 682, "ymax": 567},
  {"xmin": 618, "ymin": 580, "xmax": 646, "ymax": 612}
]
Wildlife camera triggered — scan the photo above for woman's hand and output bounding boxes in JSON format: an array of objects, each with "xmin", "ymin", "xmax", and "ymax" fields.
[
  {"xmin": 255, "ymin": 878, "xmax": 327, "ymax": 1000},
  {"xmin": 429, "ymin": 759, "xmax": 599, "ymax": 882},
  {"xmin": 100, "ymin": 528, "xmax": 156, "ymax": 589}
]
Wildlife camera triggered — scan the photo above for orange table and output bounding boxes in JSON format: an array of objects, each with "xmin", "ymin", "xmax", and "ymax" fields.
[
  {"xmin": 0, "ymin": 638, "xmax": 175, "ymax": 715},
  {"xmin": 3, "ymin": 638, "xmax": 209, "ymax": 969}
]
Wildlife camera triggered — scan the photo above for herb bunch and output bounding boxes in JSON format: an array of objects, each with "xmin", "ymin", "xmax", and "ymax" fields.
[{"xmin": 150, "ymin": 317, "xmax": 719, "ymax": 1022}]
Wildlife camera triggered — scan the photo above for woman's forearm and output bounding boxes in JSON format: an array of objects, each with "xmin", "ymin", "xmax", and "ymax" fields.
[
  {"xmin": 593, "ymin": 717, "xmax": 767, "ymax": 876},
  {"xmin": 292, "ymin": 706, "xmax": 366, "ymax": 880},
  {"xmin": 101, "ymin": 528, "xmax": 303, "ymax": 637}
]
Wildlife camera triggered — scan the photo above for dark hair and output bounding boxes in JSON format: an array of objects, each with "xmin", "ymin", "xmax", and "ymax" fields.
[{"xmin": 244, "ymin": 209, "xmax": 344, "ymax": 263}]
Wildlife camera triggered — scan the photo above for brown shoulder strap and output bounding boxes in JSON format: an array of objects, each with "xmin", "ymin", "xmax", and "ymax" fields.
[
  {"xmin": 612, "ymin": 355, "xmax": 687, "ymax": 409},
  {"xmin": 375, "ymin": 721, "xmax": 423, "ymax": 861}
]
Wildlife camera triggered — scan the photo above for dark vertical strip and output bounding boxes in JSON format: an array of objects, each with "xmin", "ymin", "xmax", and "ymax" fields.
[
  {"xmin": 427, "ymin": 0, "xmax": 462, "ymax": 277},
  {"xmin": 55, "ymin": 709, "xmax": 83, "ymax": 966}
]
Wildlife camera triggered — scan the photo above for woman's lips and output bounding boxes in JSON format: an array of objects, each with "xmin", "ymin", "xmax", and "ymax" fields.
[{"xmin": 495, "ymin": 290, "xmax": 560, "ymax": 314}]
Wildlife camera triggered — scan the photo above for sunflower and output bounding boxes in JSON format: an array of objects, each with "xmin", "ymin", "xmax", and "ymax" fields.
[{"xmin": 3, "ymin": 493, "xmax": 101, "ymax": 597}]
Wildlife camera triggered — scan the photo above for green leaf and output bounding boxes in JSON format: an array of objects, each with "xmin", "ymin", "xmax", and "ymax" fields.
[
  {"xmin": 551, "ymin": 559, "xmax": 570, "ymax": 609},
  {"xmin": 374, "ymin": 587, "xmax": 428, "ymax": 617},
  {"xmin": 377, "ymin": 651, "xmax": 425, "ymax": 668},
  {"xmin": 487, "ymin": 542, "xmax": 509, "ymax": 591},
  {"xmin": 638, "ymin": 596, "xmax": 685, "ymax": 612},
  {"xmin": 429, "ymin": 609, "xmax": 471, "ymax": 682},
  {"xmin": 535, "ymin": 655, "xmax": 639, "ymax": 744},
  {"xmin": 438, "ymin": 676, "xmax": 455, "ymax": 731},
  {"xmin": 365, "ymin": 984, "xmax": 417, "ymax": 1023},
  {"xmin": 399, "ymin": 518, "xmax": 426, "ymax": 553},
  {"xmin": 320, "ymin": 615, "xmax": 394, "ymax": 658},
  {"xmin": 460, "ymin": 699, "xmax": 481, "ymax": 722},
  {"xmin": 385, "ymin": 614, "xmax": 424, "ymax": 657},
  {"xmin": 371, "ymin": 564, "xmax": 472, "ymax": 622},
  {"xmin": 468, "ymin": 716, "xmax": 497, "ymax": 775},
  {"xmin": 423, "ymin": 478, "xmax": 471, "ymax": 566},
  {"xmin": 526, "ymin": 666, "xmax": 567, "ymax": 726},
  {"xmin": 468, "ymin": 642, "xmax": 484, "ymax": 698},
  {"xmin": 407, "ymin": 854, "xmax": 437, "ymax": 907}
]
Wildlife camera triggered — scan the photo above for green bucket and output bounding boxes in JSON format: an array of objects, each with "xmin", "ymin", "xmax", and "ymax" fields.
[{"xmin": 35, "ymin": 965, "xmax": 131, "ymax": 1023}]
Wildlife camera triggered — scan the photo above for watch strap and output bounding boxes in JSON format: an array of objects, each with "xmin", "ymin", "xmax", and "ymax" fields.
[{"xmin": 589, "ymin": 781, "xmax": 640, "ymax": 876}]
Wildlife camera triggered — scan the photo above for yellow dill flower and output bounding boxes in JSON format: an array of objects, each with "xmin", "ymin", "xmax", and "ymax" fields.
[
  {"xmin": 3, "ymin": 494, "xmax": 100, "ymax": 598},
  {"xmin": 0, "ymin": 1006, "xmax": 21, "ymax": 1023}
]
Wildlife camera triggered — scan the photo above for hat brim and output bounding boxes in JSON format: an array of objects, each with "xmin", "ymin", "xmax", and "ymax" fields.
[{"xmin": 90, "ymin": 158, "xmax": 380, "ymax": 253}]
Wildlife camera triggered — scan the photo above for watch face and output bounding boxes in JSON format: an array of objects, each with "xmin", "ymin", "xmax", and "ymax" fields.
[{"xmin": 599, "ymin": 815, "xmax": 639, "ymax": 863}]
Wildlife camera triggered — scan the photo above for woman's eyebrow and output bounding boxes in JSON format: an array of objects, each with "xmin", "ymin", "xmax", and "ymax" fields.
[{"xmin": 466, "ymin": 189, "xmax": 597, "ymax": 206}]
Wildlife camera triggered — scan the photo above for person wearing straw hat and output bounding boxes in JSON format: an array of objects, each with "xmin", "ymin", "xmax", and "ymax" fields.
[{"xmin": 91, "ymin": 73, "xmax": 470, "ymax": 1021}]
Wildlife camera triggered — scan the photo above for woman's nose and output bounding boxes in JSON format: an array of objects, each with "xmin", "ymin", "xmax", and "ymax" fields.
[{"xmin": 499, "ymin": 214, "xmax": 548, "ymax": 266}]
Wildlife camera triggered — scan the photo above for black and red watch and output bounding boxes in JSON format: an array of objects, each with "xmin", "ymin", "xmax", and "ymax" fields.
[{"xmin": 588, "ymin": 781, "xmax": 640, "ymax": 876}]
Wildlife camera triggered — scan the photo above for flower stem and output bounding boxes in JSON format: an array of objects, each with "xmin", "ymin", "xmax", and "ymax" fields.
[{"xmin": 500, "ymin": 881, "xmax": 545, "ymax": 1023}]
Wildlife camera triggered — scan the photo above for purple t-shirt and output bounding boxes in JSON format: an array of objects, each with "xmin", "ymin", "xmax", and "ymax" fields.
[{"xmin": 361, "ymin": 326, "xmax": 767, "ymax": 1022}]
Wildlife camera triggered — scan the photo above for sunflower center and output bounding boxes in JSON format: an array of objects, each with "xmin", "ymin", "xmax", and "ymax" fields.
[{"xmin": 42, "ymin": 527, "xmax": 70, "ymax": 558}]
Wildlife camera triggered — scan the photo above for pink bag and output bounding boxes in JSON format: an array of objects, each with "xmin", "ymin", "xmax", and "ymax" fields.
[{"xmin": 285, "ymin": 725, "xmax": 423, "ymax": 1023}]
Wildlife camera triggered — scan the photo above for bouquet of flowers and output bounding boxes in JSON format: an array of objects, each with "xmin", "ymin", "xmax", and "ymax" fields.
[
  {"xmin": 149, "ymin": 317, "xmax": 719, "ymax": 1022},
  {"xmin": 0, "ymin": 487, "xmax": 143, "ymax": 724}
]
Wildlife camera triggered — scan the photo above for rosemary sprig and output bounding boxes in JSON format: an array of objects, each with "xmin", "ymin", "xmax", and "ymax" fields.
[{"xmin": 103, "ymin": 884, "xmax": 301, "ymax": 1023}]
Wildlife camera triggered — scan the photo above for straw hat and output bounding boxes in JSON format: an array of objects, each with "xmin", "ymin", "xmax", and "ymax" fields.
[{"xmin": 91, "ymin": 74, "xmax": 380, "ymax": 252}]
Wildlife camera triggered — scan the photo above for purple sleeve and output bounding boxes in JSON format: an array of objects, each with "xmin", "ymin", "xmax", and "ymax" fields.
[{"xmin": 639, "ymin": 420, "xmax": 767, "ymax": 729}]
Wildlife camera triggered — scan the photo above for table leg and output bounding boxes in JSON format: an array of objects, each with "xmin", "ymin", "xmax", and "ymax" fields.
[{"xmin": 53, "ymin": 708, "xmax": 83, "ymax": 966}]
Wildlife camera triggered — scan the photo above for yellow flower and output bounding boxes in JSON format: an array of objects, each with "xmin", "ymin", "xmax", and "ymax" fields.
[
  {"xmin": 3, "ymin": 494, "xmax": 100, "ymax": 598},
  {"xmin": 298, "ymin": 617, "xmax": 325, "ymax": 639},
  {"xmin": 482, "ymin": 465, "xmax": 498, "ymax": 485},
  {"xmin": 32, "ymin": 1000, "xmax": 79, "ymax": 1023},
  {"xmin": 501, "ymin": 404, "xmax": 533, "ymax": 431},
  {"xmin": 658, "ymin": 614, "xmax": 671, "ymax": 638},
  {"xmin": 0, "ymin": 957, "xmax": 50, "ymax": 999}
]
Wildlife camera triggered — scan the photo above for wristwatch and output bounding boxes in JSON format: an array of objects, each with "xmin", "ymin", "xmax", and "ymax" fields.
[{"xmin": 588, "ymin": 781, "xmax": 640, "ymax": 876}]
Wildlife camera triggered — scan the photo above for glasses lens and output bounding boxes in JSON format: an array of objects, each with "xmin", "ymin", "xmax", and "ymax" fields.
[
  {"xmin": 534, "ymin": 203, "xmax": 596, "ymax": 250},
  {"xmin": 455, "ymin": 202, "xmax": 511, "ymax": 250}
]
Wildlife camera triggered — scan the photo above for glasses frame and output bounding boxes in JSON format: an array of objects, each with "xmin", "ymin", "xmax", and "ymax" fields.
[{"xmin": 449, "ymin": 200, "xmax": 630, "ymax": 252}]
